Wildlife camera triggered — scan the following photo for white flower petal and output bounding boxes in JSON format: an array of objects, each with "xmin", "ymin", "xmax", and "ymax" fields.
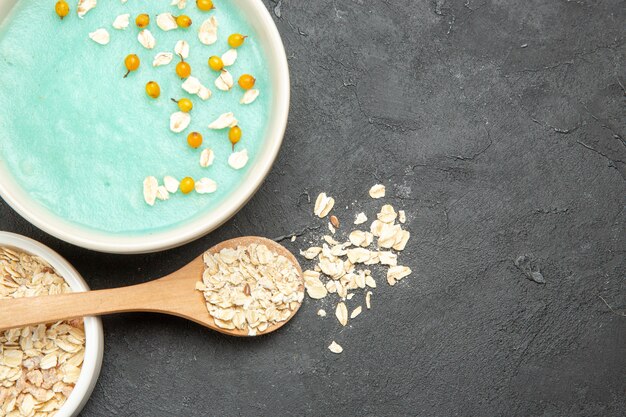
[
  {"xmin": 195, "ymin": 178, "xmax": 217, "ymax": 194},
  {"xmin": 157, "ymin": 13, "xmax": 178, "ymax": 31},
  {"xmin": 221, "ymin": 49, "xmax": 237, "ymax": 66},
  {"xmin": 138, "ymin": 29, "xmax": 156, "ymax": 49},
  {"xmin": 143, "ymin": 176, "xmax": 158, "ymax": 206},
  {"xmin": 88, "ymin": 28, "xmax": 109, "ymax": 45},
  {"xmin": 215, "ymin": 70, "xmax": 234, "ymax": 91},
  {"xmin": 200, "ymin": 148, "xmax": 215, "ymax": 167},
  {"xmin": 228, "ymin": 149, "xmax": 249, "ymax": 170},
  {"xmin": 153, "ymin": 52, "xmax": 174, "ymax": 67},
  {"xmin": 208, "ymin": 112, "xmax": 238, "ymax": 129},
  {"xmin": 198, "ymin": 16, "xmax": 218, "ymax": 45},
  {"xmin": 164, "ymin": 176, "xmax": 180, "ymax": 193},
  {"xmin": 197, "ymin": 85, "xmax": 212, "ymax": 100},
  {"xmin": 240, "ymin": 89, "xmax": 259, "ymax": 104},
  {"xmin": 112, "ymin": 14, "xmax": 130, "ymax": 29},
  {"xmin": 77, "ymin": 0, "xmax": 96, "ymax": 18},
  {"xmin": 182, "ymin": 76, "xmax": 202, "ymax": 94},
  {"xmin": 171, "ymin": 0, "xmax": 187, "ymax": 9},
  {"xmin": 174, "ymin": 40, "xmax": 190, "ymax": 59},
  {"xmin": 170, "ymin": 111, "xmax": 191, "ymax": 133}
]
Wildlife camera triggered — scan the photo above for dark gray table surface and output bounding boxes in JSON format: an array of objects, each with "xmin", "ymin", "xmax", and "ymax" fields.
[{"xmin": 1, "ymin": 0, "xmax": 625, "ymax": 416}]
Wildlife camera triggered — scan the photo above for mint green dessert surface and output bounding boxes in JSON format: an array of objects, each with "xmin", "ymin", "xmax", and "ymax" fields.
[{"xmin": 0, "ymin": 0, "xmax": 271, "ymax": 234}]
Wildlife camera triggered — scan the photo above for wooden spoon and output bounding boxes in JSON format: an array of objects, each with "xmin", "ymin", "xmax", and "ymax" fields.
[{"xmin": 0, "ymin": 237, "xmax": 304, "ymax": 337}]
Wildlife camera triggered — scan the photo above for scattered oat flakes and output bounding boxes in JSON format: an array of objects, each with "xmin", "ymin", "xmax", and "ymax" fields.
[
  {"xmin": 143, "ymin": 176, "xmax": 158, "ymax": 206},
  {"xmin": 350, "ymin": 306, "xmax": 362, "ymax": 319},
  {"xmin": 365, "ymin": 275, "xmax": 376, "ymax": 288},
  {"xmin": 153, "ymin": 52, "xmax": 174, "ymax": 67},
  {"xmin": 314, "ymin": 193, "xmax": 335, "ymax": 218},
  {"xmin": 157, "ymin": 13, "xmax": 178, "ymax": 31},
  {"xmin": 335, "ymin": 302, "xmax": 348, "ymax": 326},
  {"xmin": 112, "ymin": 13, "xmax": 130, "ymax": 29},
  {"xmin": 228, "ymin": 149, "xmax": 249, "ymax": 170},
  {"xmin": 398, "ymin": 210, "xmax": 406, "ymax": 224},
  {"xmin": 88, "ymin": 28, "xmax": 109, "ymax": 45},
  {"xmin": 317, "ymin": 309, "xmax": 326, "ymax": 317},
  {"xmin": 240, "ymin": 89, "xmax": 260, "ymax": 104},
  {"xmin": 348, "ymin": 230, "xmax": 373, "ymax": 247},
  {"xmin": 366, "ymin": 291, "xmax": 372, "ymax": 309},
  {"xmin": 208, "ymin": 112, "xmax": 238, "ymax": 129},
  {"xmin": 77, "ymin": 0, "xmax": 96, "ymax": 18},
  {"xmin": 354, "ymin": 212, "xmax": 368, "ymax": 225},
  {"xmin": 198, "ymin": 16, "xmax": 218, "ymax": 45},
  {"xmin": 369, "ymin": 184, "xmax": 386, "ymax": 199},
  {"xmin": 196, "ymin": 244, "xmax": 303, "ymax": 332},
  {"xmin": 175, "ymin": 40, "xmax": 190, "ymax": 59},
  {"xmin": 170, "ymin": 111, "xmax": 191, "ymax": 133},
  {"xmin": 328, "ymin": 341, "xmax": 343, "ymax": 354}
]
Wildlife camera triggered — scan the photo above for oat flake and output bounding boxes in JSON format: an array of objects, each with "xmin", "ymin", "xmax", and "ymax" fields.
[
  {"xmin": 240, "ymin": 89, "xmax": 260, "ymax": 105},
  {"xmin": 208, "ymin": 112, "xmax": 238, "ymax": 129},
  {"xmin": 215, "ymin": 69, "xmax": 234, "ymax": 91},
  {"xmin": 221, "ymin": 48, "xmax": 238, "ymax": 66},
  {"xmin": 164, "ymin": 176, "xmax": 179, "ymax": 193},
  {"xmin": 170, "ymin": 111, "xmax": 191, "ymax": 133},
  {"xmin": 335, "ymin": 302, "xmax": 348, "ymax": 326},
  {"xmin": 195, "ymin": 178, "xmax": 217, "ymax": 194},
  {"xmin": 350, "ymin": 306, "xmax": 362, "ymax": 319},
  {"xmin": 153, "ymin": 52, "xmax": 174, "ymax": 67},
  {"xmin": 157, "ymin": 13, "xmax": 178, "ymax": 31},
  {"xmin": 77, "ymin": 0, "xmax": 96, "ymax": 18},
  {"xmin": 228, "ymin": 149, "xmax": 249, "ymax": 170},
  {"xmin": 143, "ymin": 176, "xmax": 158, "ymax": 206},
  {"xmin": 112, "ymin": 13, "xmax": 130, "ymax": 29},
  {"xmin": 328, "ymin": 341, "xmax": 343, "ymax": 354},
  {"xmin": 175, "ymin": 40, "xmax": 190, "ymax": 59},
  {"xmin": 198, "ymin": 16, "xmax": 218, "ymax": 45},
  {"xmin": 369, "ymin": 184, "xmax": 386, "ymax": 199},
  {"xmin": 314, "ymin": 193, "xmax": 335, "ymax": 218},
  {"xmin": 354, "ymin": 212, "xmax": 368, "ymax": 225},
  {"xmin": 88, "ymin": 28, "xmax": 109, "ymax": 45},
  {"xmin": 200, "ymin": 148, "xmax": 215, "ymax": 167},
  {"xmin": 138, "ymin": 29, "xmax": 156, "ymax": 49}
]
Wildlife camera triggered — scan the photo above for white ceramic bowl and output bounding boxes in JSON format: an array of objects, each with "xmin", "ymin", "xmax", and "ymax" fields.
[
  {"xmin": 0, "ymin": 0, "xmax": 290, "ymax": 254},
  {"xmin": 0, "ymin": 232, "xmax": 104, "ymax": 417}
]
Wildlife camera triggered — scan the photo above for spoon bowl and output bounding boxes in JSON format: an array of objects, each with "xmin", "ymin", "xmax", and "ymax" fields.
[{"xmin": 0, "ymin": 237, "xmax": 304, "ymax": 337}]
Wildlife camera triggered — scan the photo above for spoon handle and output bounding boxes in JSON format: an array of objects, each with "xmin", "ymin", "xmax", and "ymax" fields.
[{"xmin": 0, "ymin": 277, "xmax": 191, "ymax": 331}]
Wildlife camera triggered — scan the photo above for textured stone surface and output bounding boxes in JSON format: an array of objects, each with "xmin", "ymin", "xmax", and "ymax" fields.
[{"xmin": 1, "ymin": 0, "xmax": 625, "ymax": 415}]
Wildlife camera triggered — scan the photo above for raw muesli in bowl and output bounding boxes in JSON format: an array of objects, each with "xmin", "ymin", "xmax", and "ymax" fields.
[
  {"xmin": 0, "ymin": 232, "xmax": 103, "ymax": 417},
  {"xmin": 0, "ymin": 0, "xmax": 289, "ymax": 253}
]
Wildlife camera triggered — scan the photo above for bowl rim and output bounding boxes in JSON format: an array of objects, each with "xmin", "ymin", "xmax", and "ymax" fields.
[
  {"xmin": 0, "ymin": 232, "xmax": 104, "ymax": 417},
  {"xmin": 0, "ymin": 0, "xmax": 290, "ymax": 254}
]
